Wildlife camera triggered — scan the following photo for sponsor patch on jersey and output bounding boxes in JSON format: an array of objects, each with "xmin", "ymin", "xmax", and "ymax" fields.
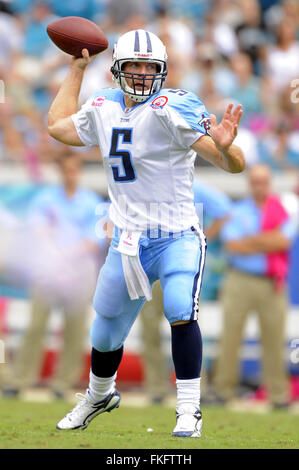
[
  {"xmin": 198, "ymin": 114, "xmax": 211, "ymax": 133},
  {"xmin": 151, "ymin": 96, "xmax": 168, "ymax": 109},
  {"xmin": 92, "ymin": 96, "xmax": 106, "ymax": 107}
]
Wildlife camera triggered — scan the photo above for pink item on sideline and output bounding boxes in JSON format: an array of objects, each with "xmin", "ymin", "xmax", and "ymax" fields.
[{"xmin": 261, "ymin": 195, "xmax": 289, "ymax": 291}]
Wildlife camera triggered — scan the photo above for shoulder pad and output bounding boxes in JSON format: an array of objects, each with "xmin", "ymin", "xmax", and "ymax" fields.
[
  {"xmin": 88, "ymin": 88, "xmax": 123, "ymax": 106},
  {"xmin": 150, "ymin": 88, "xmax": 210, "ymax": 133}
]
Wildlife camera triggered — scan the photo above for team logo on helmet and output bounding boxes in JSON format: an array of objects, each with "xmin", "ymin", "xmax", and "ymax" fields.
[{"xmin": 151, "ymin": 96, "xmax": 168, "ymax": 109}]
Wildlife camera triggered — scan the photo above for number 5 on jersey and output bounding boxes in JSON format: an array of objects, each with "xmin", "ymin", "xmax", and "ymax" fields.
[{"xmin": 109, "ymin": 128, "xmax": 136, "ymax": 182}]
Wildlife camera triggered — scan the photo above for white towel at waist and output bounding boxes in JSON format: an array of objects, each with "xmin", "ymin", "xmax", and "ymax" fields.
[{"xmin": 115, "ymin": 230, "xmax": 152, "ymax": 302}]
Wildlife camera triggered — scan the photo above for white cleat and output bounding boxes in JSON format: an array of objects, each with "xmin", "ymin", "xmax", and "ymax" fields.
[
  {"xmin": 56, "ymin": 389, "xmax": 121, "ymax": 430},
  {"xmin": 172, "ymin": 404, "xmax": 202, "ymax": 438}
]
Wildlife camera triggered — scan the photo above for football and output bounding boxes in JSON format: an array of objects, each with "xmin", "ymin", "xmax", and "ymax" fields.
[{"xmin": 46, "ymin": 16, "xmax": 109, "ymax": 58}]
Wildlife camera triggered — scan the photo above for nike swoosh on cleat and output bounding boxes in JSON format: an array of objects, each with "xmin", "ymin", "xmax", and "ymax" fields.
[{"xmin": 82, "ymin": 394, "xmax": 120, "ymax": 426}]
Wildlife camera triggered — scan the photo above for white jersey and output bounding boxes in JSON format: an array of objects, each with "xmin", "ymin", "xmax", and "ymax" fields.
[{"xmin": 71, "ymin": 88, "xmax": 211, "ymax": 233}]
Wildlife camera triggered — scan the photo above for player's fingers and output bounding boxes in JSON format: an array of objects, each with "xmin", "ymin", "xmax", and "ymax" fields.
[
  {"xmin": 82, "ymin": 48, "xmax": 90, "ymax": 60},
  {"xmin": 224, "ymin": 103, "xmax": 234, "ymax": 119},
  {"xmin": 232, "ymin": 104, "xmax": 242, "ymax": 121},
  {"xmin": 232, "ymin": 103, "xmax": 242, "ymax": 115},
  {"xmin": 236, "ymin": 108, "xmax": 243, "ymax": 126}
]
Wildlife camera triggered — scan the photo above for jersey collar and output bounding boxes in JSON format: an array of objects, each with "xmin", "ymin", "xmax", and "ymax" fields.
[{"xmin": 120, "ymin": 92, "xmax": 154, "ymax": 113}]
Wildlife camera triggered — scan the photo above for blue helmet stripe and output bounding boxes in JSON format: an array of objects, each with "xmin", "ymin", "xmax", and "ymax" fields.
[
  {"xmin": 145, "ymin": 31, "xmax": 152, "ymax": 53},
  {"xmin": 134, "ymin": 30, "xmax": 140, "ymax": 52}
]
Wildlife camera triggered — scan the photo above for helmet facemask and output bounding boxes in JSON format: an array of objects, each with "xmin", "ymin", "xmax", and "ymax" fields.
[{"xmin": 111, "ymin": 58, "xmax": 167, "ymax": 103}]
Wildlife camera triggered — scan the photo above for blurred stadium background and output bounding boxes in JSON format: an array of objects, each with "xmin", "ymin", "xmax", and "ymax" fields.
[{"xmin": 0, "ymin": 0, "xmax": 299, "ymax": 407}]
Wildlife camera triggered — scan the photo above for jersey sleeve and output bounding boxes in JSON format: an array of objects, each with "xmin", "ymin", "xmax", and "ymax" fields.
[
  {"xmin": 193, "ymin": 182, "xmax": 231, "ymax": 220},
  {"xmin": 164, "ymin": 90, "xmax": 211, "ymax": 148},
  {"xmin": 83, "ymin": 192, "xmax": 108, "ymax": 249},
  {"xmin": 220, "ymin": 203, "xmax": 250, "ymax": 242},
  {"xmin": 27, "ymin": 189, "xmax": 53, "ymax": 227},
  {"xmin": 280, "ymin": 219, "xmax": 297, "ymax": 241},
  {"xmin": 71, "ymin": 97, "xmax": 98, "ymax": 147}
]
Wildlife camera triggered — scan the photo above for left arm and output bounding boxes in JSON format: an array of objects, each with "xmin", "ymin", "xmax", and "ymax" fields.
[
  {"xmin": 243, "ymin": 229, "xmax": 291, "ymax": 253},
  {"xmin": 191, "ymin": 104, "xmax": 245, "ymax": 174},
  {"xmin": 226, "ymin": 229, "xmax": 291, "ymax": 254},
  {"xmin": 205, "ymin": 216, "xmax": 229, "ymax": 241}
]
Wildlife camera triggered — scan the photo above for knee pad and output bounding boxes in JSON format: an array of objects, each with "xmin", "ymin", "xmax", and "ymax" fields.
[
  {"xmin": 93, "ymin": 294, "xmax": 123, "ymax": 320},
  {"xmin": 163, "ymin": 273, "xmax": 194, "ymax": 324},
  {"xmin": 93, "ymin": 259, "xmax": 129, "ymax": 319}
]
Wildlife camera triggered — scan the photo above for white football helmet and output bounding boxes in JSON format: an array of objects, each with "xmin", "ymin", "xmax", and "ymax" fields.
[{"xmin": 111, "ymin": 29, "xmax": 168, "ymax": 103}]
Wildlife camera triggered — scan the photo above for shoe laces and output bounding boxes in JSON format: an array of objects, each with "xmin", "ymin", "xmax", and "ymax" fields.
[{"xmin": 66, "ymin": 392, "xmax": 93, "ymax": 421}]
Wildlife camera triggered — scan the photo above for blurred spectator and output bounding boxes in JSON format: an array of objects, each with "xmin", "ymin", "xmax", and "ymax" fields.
[
  {"xmin": 211, "ymin": 0, "xmax": 242, "ymax": 29},
  {"xmin": 23, "ymin": 2, "xmax": 55, "ymax": 57},
  {"xmin": 0, "ymin": 4, "xmax": 22, "ymax": 70},
  {"xmin": 181, "ymin": 42, "xmax": 236, "ymax": 105},
  {"xmin": 148, "ymin": 6, "xmax": 196, "ymax": 64},
  {"xmin": 264, "ymin": 0, "xmax": 299, "ymax": 32},
  {"xmin": 181, "ymin": 43, "xmax": 233, "ymax": 122},
  {"xmin": 233, "ymin": 127, "xmax": 261, "ymax": 167},
  {"xmin": 229, "ymin": 52, "xmax": 262, "ymax": 117},
  {"xmin": 163, "ymin": 55, "xmax": 184, "ymax": 90},
  {"xmin": 213, "ymin": 164, "xmax": 296, "ymax": 408},
  {"xmin": 48, "ymin": 0, "xmax": 99, "ymax": 21},
  {"xmin": 103, "ymin": 0, "xmax": 153, "ymax": 34},
  {"xmin": 0, "ymin": 203, "xmax": 20, "ymax": 279},
  {"xmin": 234, "ymin": 0, "xmax": 267, "ymax": 70},
  {"xmin": 260, "ymin": 119, "xmax": 299, "ymax": 170},
  {"xmin": 2, "ymin": 151, "xmax": 107, "ymax": 398},
  {"xmin": 258, "ymin": 83, "xmax": 299, "ymax": 169},
  {"xmin": 263, "ymin": 16, "xmax": 299, "ymax": 97},
  {"xmin": 169, "ymin": 0, "xmax": 210, "ymax": 21},
  {"xmin": 0, "ymin": 297, "xmax": 9, "ymax": 388},
  {"xmin": 140, "ymin": 281, "xmax": 167, "ymax": 404},
  {"xmin": 200, "ymin": 9, "xmax": 238, "ymax": 58},
  {"xmin": 288, "ymin": 181, "xmax": 299, "ymax": 305},
  {"xmin": 10, "ymin": 0, "xmax": 36, "ymax": 15}
]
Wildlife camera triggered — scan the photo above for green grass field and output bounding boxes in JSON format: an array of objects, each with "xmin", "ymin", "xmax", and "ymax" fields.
[{"xmin": 0, "ymin": 398, "xmax": 298, "ymax": 449}]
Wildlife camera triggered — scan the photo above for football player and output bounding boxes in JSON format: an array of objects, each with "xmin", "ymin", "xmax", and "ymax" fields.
[{"xmin": 48, "ymin": 30, "xmax": 245, "ymax": 437}]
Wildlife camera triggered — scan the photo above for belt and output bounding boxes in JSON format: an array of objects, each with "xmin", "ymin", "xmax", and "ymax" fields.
[{"xmin": 114, "ymin": 226, "xmax": 195, "ymax": 240}]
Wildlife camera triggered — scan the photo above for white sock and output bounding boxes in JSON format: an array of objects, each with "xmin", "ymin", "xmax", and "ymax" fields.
[
  {"xmin": 88, "ymin": 371, "xmax": 117, "ymax": 403},
  {"xmin": 176, "ymin": 378, "xmax": 201, "ymax": 409}
]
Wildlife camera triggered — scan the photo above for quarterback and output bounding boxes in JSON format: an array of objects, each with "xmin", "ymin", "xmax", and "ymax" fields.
[{"xmin": 48, "ymin": 30, "xmax": 245, "ymax": 437}]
